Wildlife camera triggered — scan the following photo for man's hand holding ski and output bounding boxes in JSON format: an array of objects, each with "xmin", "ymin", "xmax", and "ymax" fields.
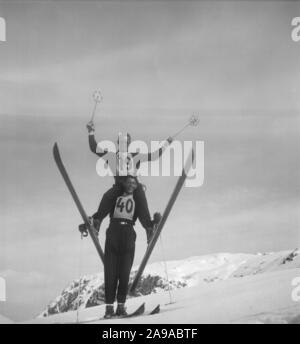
[
  {"xmin": 78, "ymin": 217, "xmax": 101, "ymax": 237},
  {"xmin": 146, "ymin": 212, "xmax": 162, "ymax": 244}
]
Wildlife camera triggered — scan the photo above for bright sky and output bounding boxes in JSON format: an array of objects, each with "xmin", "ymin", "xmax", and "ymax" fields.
[{"xmin": 0, "ymin": 0, "xmax": 299, "ymax": 321}]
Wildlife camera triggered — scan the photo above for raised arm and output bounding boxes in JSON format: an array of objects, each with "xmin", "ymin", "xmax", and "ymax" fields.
[
  {"xmin": 146, "ymin": 136, "xmax": 173, "ymax": 162},
  {"xmin": 86, "ymin": 121, "xmax": 108, "ymax": 158},
  {"xmin": 131, "ymin": 137, "xmax": 173, "ymax": 167}
]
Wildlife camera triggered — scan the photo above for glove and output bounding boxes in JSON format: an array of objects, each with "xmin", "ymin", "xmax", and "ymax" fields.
[
  {"xmin": 78, "ymin": 223, "xmax": 88, "ymax": 237},
  {"xmin": 146, "ymin": 212, "xmax": 161, "ymax": 244},
  {"xmin": 78, "ymin": 217, "xmax": 101, "ymax": 237},
  {"xmin": 86, "ymin": 121, "xmax": 95, "ymax": 134},
  {"xmin": 153, "ymin": 212, "xmax": 162, "ymax": 225},
  {"xmin": 146, "ymin": 227, "xmax": 155, "ymax": 245},
  {"xmin": 167, "ymin": 136, "xmax": 173, "ymax": 144}
]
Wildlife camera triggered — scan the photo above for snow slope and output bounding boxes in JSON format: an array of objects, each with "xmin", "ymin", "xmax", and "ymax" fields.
[
  {"xmin": 0, "ymin": 314, "xmax": 13, "ymax": 324},
  {"xmin": 26, "ymin": 248, "xmax": 300, "ymax": 324},
  {"xmin": 39, "ymin": 252, "xmax": 256, "ymax": 317}
]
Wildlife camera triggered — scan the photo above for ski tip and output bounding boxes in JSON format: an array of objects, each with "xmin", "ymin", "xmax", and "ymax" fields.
[
  {"xmin": 126, "ymin": 302, "xmax": 146, "ymax": 318},
  {"xmin": 138, "ymin": 302, "xmax": 146, "ymax": 313},
  {"xmin": 150, "ymin": 304, "xmax": 160, "ymax": 315},
  {"xmin": 53, "ymin": 143, "xmax": 61, "ymax": 160},
  {"xmin": 53, "ymin": 142, "xmax": 58, "ymax": 153},
  {"xmin": 131, "ymin": 302, "xmax": 145, "ymax": 311}
]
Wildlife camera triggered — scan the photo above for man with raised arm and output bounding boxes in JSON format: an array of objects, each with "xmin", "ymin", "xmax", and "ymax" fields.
[{"xmin": 86, "ymin": 120, "xmax": 172, "ymax": 242}]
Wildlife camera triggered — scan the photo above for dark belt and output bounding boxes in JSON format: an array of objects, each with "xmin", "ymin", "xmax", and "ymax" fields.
[{"xmin": 110, "ymin": 218, "xmax": 134, "ymax": 226}]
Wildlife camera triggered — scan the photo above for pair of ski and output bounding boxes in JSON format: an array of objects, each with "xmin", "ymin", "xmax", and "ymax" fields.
[
  {"xmin": 53, "ymin": 143, "xmax": 193, "ymax": 293},
  {"xmin": 77, "ymin": 303, "xmax": 160, "ymax": 324}
]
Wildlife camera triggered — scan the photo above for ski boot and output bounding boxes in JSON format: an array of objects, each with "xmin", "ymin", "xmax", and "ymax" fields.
[
  {"xmin": 104, "ymin": 304, "xmax": 115, "ymax": 319},
  {"xmin": 115, "ymin": 303, "xmax": 128, "ymax": 317}
]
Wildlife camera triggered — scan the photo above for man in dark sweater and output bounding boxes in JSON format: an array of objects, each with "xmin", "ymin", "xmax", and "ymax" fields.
[{"xmin": 86, "ymin": 120, "xmax": 172, "ymax": 240}]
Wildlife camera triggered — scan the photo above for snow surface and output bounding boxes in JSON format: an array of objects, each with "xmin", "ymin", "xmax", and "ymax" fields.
[
  {"xmin": 0, "ymin": 314, "xmax": 13, "ymax": 324},
  {"xmin": 21, "ymin": 249, "xmax": 300, "ymax": 324}
]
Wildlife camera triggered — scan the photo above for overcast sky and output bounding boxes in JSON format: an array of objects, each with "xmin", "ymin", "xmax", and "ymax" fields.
[{"xmin": 0, "ymin": 0, "xmax": 299, "ymax": 321}]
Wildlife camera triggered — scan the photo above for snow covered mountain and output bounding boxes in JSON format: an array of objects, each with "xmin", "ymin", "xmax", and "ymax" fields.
[{"xmin": 39, "ymin": 249, "xmax": 300, "ymax": 319}]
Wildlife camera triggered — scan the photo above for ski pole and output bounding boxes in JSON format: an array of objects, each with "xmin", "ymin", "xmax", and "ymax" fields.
[
  {"xmin": 171, "ymin": 114, "xmax": 200, "ymax": 139},
  {"xmin": 90, "ymin": 89, "xmax": 103, "ymax": 122}
]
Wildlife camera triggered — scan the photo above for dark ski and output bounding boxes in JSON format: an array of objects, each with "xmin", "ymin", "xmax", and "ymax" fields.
[
  {"xmin": 124, "ymin": 302, "xmax": 145, "ymax": 318},
  {"xmin": 149, "ymin": 304, "xmax": 160, "ymax": 315},
  {"xmin": 129, "ymin": 149, "xmax": 194, "ymax": 293},
  {"xmin": 53, "ymin": 142, "xmax": 105, "ymax": 264},
  {"xmin": 76, "ymin": 302, "xmax": 146, "ymax": 324}
]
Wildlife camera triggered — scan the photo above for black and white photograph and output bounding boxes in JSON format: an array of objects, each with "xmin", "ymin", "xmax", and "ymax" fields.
[{"xmin": 0, "ymin": 0, "xmax": 300, "ymax": 327}]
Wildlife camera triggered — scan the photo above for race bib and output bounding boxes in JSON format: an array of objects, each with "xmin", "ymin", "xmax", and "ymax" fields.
[{"xmin": 113, "ymin": 195, "xmax": 135, "ymax": 221}]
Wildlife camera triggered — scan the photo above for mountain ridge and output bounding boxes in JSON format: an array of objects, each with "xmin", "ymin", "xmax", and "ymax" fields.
[{"xmin": 39, "ymin": 248, "xmax": 299, "ymax": 318}]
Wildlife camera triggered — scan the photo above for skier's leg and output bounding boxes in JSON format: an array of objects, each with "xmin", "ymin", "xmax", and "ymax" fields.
[
  {"xmin": 116, "ymin": 227, "xmax": 136, "ymax": 304},
  {"xmin": 104, "ymin": 228, "xmax": 119, "ymax": 305},
  {"xmin": 134, "ymin": 183, "xmax": 153, "ymax": 230},
  {"xmin": 93, "ymin": 183, "xmax": 123, "ymax": 225}
]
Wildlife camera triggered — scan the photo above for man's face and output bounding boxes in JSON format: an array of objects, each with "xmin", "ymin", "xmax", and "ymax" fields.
[{"xmin": 124, "ymin": 177, "xmax": 137, "ymax": 194}]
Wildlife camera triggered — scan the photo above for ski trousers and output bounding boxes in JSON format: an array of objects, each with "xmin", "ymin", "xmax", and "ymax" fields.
[{"xmin": 104, "ymin": 220, "xmax": 136, "ymax": 304}]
